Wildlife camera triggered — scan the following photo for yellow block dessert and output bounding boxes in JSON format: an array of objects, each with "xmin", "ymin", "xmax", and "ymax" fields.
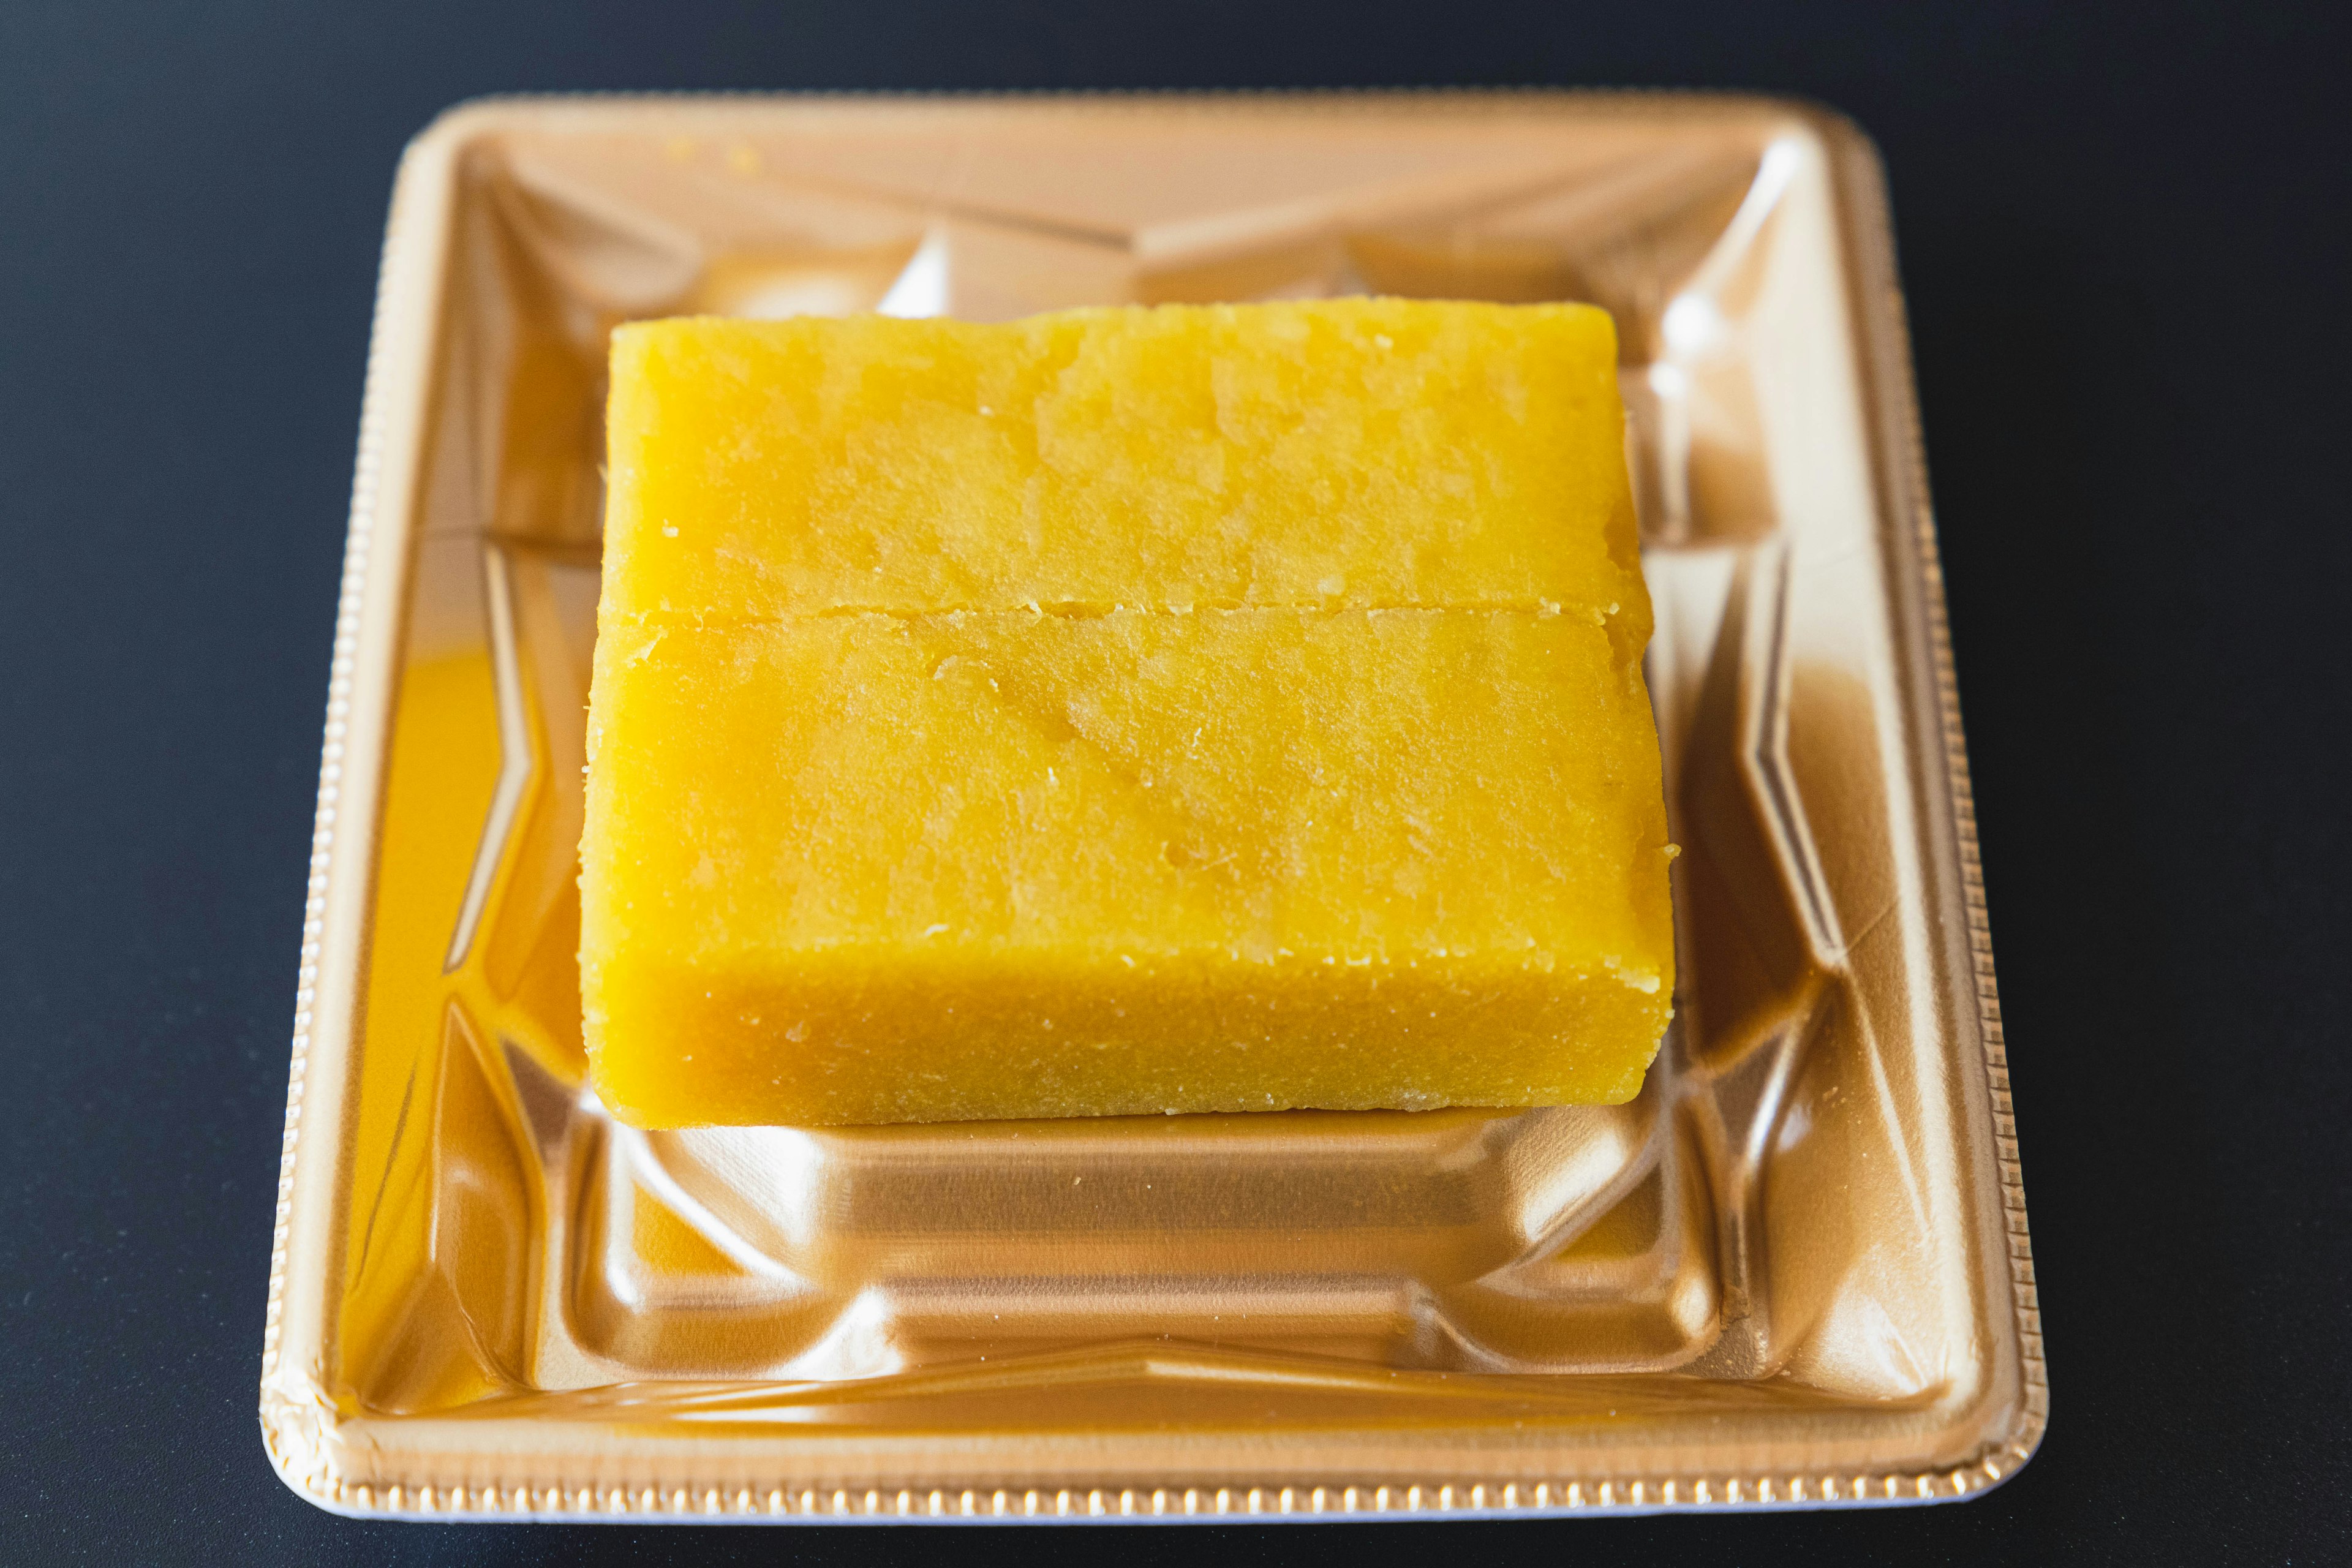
[
  {"xmin": 582, "ymin": 301, "xmax": 1675, "ymax": 1128},
  {"xmin": 600, "ymin": 303, "xmax": 1641, "ymax": 620}
]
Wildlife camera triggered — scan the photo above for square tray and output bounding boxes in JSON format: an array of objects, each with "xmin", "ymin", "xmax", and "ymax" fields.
[{"xmin": 260, "ymin": 91, "xmax": 2042, "ymax": 1521}]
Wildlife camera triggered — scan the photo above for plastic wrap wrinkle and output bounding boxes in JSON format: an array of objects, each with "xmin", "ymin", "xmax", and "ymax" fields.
[{"xmin": 260, "ymin": 93, "xmax": 2040, "ymax": 1520}]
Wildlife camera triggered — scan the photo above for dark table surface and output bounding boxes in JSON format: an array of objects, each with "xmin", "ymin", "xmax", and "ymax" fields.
[{"xmin": 5, "ymin": 2, "xmax": 2348, "ymax": 1563}]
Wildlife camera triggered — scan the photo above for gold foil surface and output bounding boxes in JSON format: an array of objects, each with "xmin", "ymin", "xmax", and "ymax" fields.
[{"xmin": 260, "ymin": 93, "xmax": 2042, "ymax": 1521}]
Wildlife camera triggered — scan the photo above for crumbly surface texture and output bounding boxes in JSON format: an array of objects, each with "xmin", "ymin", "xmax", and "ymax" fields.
[{"xmin": 582, "ymin": 300, "xmax": 1675, "ymax": 1128}]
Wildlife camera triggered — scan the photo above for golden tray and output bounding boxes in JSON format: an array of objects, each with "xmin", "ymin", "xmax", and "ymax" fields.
[{"xmin": 258, "ymin": 91, "xmax": 2043, "ymax": 1522}]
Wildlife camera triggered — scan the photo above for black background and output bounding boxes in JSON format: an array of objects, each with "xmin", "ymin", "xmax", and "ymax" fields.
[{"xmin": 4, "ymin": 2, "xmax": 2348, "ymax": 1564}]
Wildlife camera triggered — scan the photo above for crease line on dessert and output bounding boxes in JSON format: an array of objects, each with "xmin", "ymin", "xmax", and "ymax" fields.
[{"xmin": 603, "ymin": 598, "xmax": 1632, "ymax": 628}]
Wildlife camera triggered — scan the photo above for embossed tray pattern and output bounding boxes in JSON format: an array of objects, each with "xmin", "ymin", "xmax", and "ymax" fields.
[{"xmin": 260, "ymin": 92, "xmax": 2041, "ymax": 1521}]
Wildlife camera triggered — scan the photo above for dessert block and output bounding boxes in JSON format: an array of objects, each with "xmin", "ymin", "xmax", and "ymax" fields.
[
  {"xmin": 582, "ymin": 301, "xmax": 1673, "ymax": 1126},
  {"xmin": 600, "ymin": 301, "xmax": 1643, "ymax": 622}
]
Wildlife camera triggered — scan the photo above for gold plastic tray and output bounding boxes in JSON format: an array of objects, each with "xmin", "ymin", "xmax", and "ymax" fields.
[{"xmin": 259, "ymin": 92, "xmax": 2042, "ymax": 1522}]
